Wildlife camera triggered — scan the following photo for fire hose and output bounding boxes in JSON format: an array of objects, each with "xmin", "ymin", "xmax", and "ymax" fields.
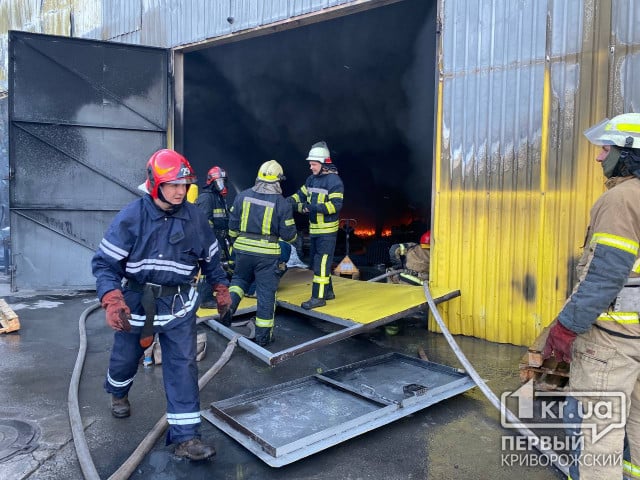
[
  {"xmin": 422, "ymin": 283, "xmax": 569, "ymax": 477},
  {"xmin": 68, "ymin": 302, "xmax": 238, "ymax": 480}
]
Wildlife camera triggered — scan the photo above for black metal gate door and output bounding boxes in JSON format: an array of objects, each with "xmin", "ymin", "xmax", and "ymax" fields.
[{"xmin": 8, "ymin": 31, "xmax": 169, "ymax": 291}]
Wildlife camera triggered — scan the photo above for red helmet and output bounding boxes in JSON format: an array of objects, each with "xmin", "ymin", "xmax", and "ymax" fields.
[
  {"xmin": 206, "ymin": 166, "xmax": 228, "ymax": 195},
  {"xmin": 145, "ymin": 149, "xmax": 197, "ymax": 200},
  {"xmin": 420, "ymin": 231, "xmax": 431, "ymax": 248}
]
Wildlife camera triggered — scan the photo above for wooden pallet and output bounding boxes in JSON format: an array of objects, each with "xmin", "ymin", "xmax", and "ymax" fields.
[
  {"xmin": 0, "ymin": 299, "xmax": 20, "ymax": 334},
  {"xmin": 519, "ymin": 325, "xmax": 569, "ymax": 391}
]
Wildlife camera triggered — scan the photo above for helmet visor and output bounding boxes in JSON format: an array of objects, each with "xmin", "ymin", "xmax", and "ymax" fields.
[
  {"xmin": 213, "ymin": 177, "xmax": 226, "ymax": 192},
  {"xmin": 584, "ymin": 118, "xmax": 616, "ymax": 146},
  {"xmin": 584, "ymin": 117, "xmax": 640, "ymax": 147}
]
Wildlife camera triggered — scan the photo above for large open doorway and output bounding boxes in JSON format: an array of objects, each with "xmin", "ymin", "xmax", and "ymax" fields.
[{"xmin": 183, "ymin": 0, "xmax": 436, "ymax": 269}]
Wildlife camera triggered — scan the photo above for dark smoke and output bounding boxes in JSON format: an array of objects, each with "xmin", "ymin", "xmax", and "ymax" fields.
[{"xmin": 184, "ymin": 0, "xmax": 436, "ymax": 238}]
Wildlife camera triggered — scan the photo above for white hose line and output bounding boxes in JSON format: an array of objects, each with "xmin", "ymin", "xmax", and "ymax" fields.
[
  {"xmin": 68, "ymin": 302, "xmax": 102, "ymax": 480},
  {"xmin": 422, "ymin": 283, "xmax": 569, "ymax": 477},
  {"xmin": 69, "ymin": 302, "xmax": 239, "ymax": 480}
]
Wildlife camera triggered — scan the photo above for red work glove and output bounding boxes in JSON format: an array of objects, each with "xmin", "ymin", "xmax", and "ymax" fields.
[
  {"xmin": 213, "ymin": 283, "xmax": 231, "ymax": 318},
  {"xmin": 101, "ymin": 289, "xmax": 132, "ymax": 332},
  {"xmin": 542, "ymin": 321, "xmax": 577, "ymax": 363}
]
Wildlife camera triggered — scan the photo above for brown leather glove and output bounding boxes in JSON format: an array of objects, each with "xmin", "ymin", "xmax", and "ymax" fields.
[
  {"xmin": 542, "ymin": 321, "xmax": 577, "ymax": 363},
  {"xmin": 213, "ymin": 283, "xmax": 231, "ymax": 318},
  {"xmin": 101, "ymin": 289, "xmax": 132, "ymax": 332}
]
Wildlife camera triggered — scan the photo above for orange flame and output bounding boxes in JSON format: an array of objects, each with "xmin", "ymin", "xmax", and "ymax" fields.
[{"xmin": 354, "ymin": 228, "xmax": 391, "ymax": 238}]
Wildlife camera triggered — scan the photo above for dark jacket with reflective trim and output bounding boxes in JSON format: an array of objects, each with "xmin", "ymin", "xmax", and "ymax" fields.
[
  {"xmin": 558, "ymin": 176, "xmax": 640, "ymax": 336},
  {"xmin": 290, "ymin": 171, "xmax": 344, "ymax": 236},
  {"xmin": 228, "ymin": 186, "xmax": 297, "ymax": 257},
  {"xmin": 91, "ymin": 195, "xmax": 228, "ymax": 329},
  {"xmin": 195, "ymin": 184, "xmax": 229, "ymax": 232}
]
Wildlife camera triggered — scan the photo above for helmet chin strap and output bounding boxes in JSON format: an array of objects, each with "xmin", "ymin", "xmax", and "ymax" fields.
[{"xmin": 614, "ymin": 136, "xmax": 640, "ymax": 179}]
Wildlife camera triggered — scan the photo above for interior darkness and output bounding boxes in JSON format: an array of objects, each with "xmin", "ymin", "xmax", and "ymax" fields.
[{"xmin": 184, "ymin": 0, "xmax": 436, "ymax": 263}]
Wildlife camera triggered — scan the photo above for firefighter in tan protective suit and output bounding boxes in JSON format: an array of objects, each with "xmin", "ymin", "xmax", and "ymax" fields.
[
  {"xmin": 387, "ymin": 231, "xmax": 431, "ymax": 285},
  {"xmin": 384, "ymin": 231, "xmax": 431, "ymax": 335},
  {"xmin": 542, "ymin": 113, "xmax": 640, "ymax": 479}
]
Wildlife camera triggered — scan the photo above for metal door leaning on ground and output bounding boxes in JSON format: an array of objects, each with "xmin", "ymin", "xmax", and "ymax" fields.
[
  {"xmin": 542, "ymin": 113, "xmax": 640, "ymax": 480},
  {"xmin": 91, "ymin": 148, "xmax": 231, "ymax": 461}
]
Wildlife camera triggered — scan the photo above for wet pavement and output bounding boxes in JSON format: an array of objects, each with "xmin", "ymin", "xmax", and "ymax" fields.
[{"xmin": 0, "ymin": 286, "xmax": 564, "ymax": 479}]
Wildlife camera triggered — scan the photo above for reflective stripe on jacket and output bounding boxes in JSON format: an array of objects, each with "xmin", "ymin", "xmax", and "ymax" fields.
[
  {"xmin": 228, "ymin": 186, "xmax": 297, "ymax": 257},
  {"xmin": 558, "ymin": 176, "xmax": 640, "ymax": 335},
  {"xmin": 290, "ymin": 172, "xmax": 344, "ymax": 235}
]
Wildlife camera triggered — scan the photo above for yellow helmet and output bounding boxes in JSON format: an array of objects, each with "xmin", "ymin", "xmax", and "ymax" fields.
[
  {"xmin": 584, "ymin": 113, "xmax": 640, "ymax": 149},
  {"xmin": 257, "ymin": 160, "xmax": 285, "ymax": 183}
]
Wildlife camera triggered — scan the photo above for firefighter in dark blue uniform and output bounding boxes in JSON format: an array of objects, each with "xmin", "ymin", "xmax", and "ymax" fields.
[
  {"xmin": 221, "ymin": 160, "xmax": 297, "ymax": 346},
  {"xmin": 196, "ymin": 166, "xmax": 231, "ymax": 307},
  {"xmin": 92, "ymin": 149, "xmax": 231, "ymax": 461},
  {"xmin": 196, "ymin": 166, "xmax": 230, "ymax": 258},
  {"xmin": 289, "ymin": 141, "xmax": 344, "ymax": 309}
]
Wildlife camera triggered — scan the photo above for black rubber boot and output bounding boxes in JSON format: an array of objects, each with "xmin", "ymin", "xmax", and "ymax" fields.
[
  {"xmin": 175, "ymin": 438, "xmax": 216, "ymax": 460},
  {"xmin": 111, "ymin": 395, "xmax": 130, "ymax": 418},
  {"xmin": 325, "ymin": 291, "xmax": 335, "ymax": 300},
  {"xmin": 301, "ymin": 297, "xmax": 326, "ymax": 310},
  {"xmin": 253, "ymin": 326, "xmax": 274, "ymax": 347}
]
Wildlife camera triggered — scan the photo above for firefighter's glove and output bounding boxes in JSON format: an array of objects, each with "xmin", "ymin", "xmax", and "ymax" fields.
[
  {"xmin": 213, "ymin": 283, "xmax": 231, "ymax": 317},
  {"xmin": 101, "ymin": 289, "xmax": 132, "ymax": 332},
  {"xmin": 542, "ymin": 321, "xmax": 577, "ymax": 363}
]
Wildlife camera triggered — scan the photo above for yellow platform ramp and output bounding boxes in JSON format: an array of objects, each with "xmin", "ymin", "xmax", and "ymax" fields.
[
  {"xmin": 197, "ymin": 296, "xmax": 257, "ymax": 320},
  {"xmin": 276, "ymin": 268, "xmax": 458, "ymax": 325},
  {"xmin": 201, "ymin": 268, "xmax": 460, "ymax": 366},
  {"xmin": 198, "ymin": 269, "xmax": 459, "ymax": 325}
]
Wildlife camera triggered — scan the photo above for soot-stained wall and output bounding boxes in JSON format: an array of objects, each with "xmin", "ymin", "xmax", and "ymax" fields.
[{"xmin": 184, "ymin": 0, "xmax": 436, "ymax": 237}]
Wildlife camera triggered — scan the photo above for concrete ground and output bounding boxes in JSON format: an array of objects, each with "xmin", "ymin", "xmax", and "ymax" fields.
[{"xmin": 0, "ymin": 285, "xmax": 564, "ymax": 480}]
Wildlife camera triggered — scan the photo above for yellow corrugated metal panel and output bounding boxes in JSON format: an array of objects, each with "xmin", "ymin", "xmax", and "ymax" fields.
[{"xmin": 431, "ymin": 0, "xmax": 611, "ymax": 346}]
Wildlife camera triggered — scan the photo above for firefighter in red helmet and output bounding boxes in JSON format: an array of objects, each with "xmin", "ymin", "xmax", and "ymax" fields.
[
  {"xmin": 196, "ymin": 165, "xmax": 232, "ymax": 307},
  {"xmin": 420, "ymin": 230, "xmax": 431, "ymax": 247},
  {"xmin": 92, "ymin": 149, "xmax": 231, "ymax": 461}
]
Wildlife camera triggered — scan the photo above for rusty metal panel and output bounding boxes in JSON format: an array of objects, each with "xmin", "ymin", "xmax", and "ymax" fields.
[
  {"xmin": 8, "ymin": 31, "xmax": 168, "ymax": 290},
  {"xmin": 432, "ymin": 0, "xmax": 611, "ymax": 346},
  {"xmin": 41, "ymin": 0, "xmax": 72, "ymax": 36}
]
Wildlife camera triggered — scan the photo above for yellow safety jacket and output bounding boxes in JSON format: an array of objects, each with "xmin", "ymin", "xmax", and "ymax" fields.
[{"xmin": 289, "ymin": 171, "xmax": 344, "ymax": 235}]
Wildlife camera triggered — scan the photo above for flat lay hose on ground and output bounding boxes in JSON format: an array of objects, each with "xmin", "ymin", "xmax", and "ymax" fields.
[
  {"xmin": 422, "ymin": 283, "xmax": 569, "ymax": 477},
  {"xmin": 68, "ymin": 302, "xmax": 239, "ymax": 480}
]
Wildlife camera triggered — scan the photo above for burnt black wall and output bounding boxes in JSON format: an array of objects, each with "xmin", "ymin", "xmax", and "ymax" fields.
[{"xmin": 184, "ymin": 0, "xmax": 436, "ymax": 237}]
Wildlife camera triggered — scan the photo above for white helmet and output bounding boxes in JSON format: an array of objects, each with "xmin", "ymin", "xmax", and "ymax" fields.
[
  {"xmin": 584, "ymin": 113, "xmax": 640, "ymax": 149},
  {"xmin": 257, "ymin": 160, "xmax": 285, "ymax": 183},
  {"xmin": 306, "ymin": 141, "xmax": 331, "ymax": 164}
]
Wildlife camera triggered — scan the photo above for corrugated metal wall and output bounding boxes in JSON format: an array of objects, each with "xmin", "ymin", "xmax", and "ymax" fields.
[
  {"xmin": 0, "ymin": 0, "xmax": 361, "ymax": 93},
  {"xmin": 430, "ymin": 0, "xmax": 640, "ymax": 346},
  {"xmin": 2, "ymin": 0, "xmax": 640, "ymax": 344}
]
